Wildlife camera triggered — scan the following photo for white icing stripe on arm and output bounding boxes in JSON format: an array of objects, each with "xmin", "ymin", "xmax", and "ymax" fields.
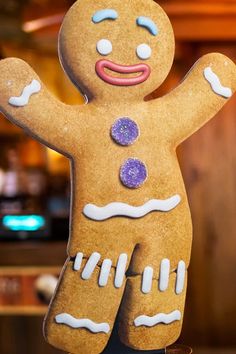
[
  {"xmin": 159, "ymin": 258, "xmax": 170, "ymax": 292},
  {"xmin": 114, "ymin": 253, "xmax": 128, "ymax": 288},
  {"xmin": 134, "ymin": 310, "xmax": 181, "ymax": 327},
  {"xmin": 83, "ymin": 195, "xmax": 181, "ymax": 221},
  {"xmin": 74, "ymin": 252, "xmax": 83, "ymax": 271},
  {"xmin": 99, "ymin": 259, "xmax": 112, "ymax": 287},
  {"xmin": 9, "ymin": 80, "xmax": 41, "ymax": 107},
  {"xmin": 55, "ymin": 313, "xmax": 110, "ymax": 333},
  {"xmin": 142, "ymin": 266, "xmax": 153, "ymax": 294},
  {"xmin": 176, "ymin": 260, "xmax": 186, "ymax": 295},
  {"xmin": 81, "ymin": 252, "xmax": 101, "ymax": 280},
  {"xmin": 204, "ymin": 67, "xmax": 232, "ymax": 98}
]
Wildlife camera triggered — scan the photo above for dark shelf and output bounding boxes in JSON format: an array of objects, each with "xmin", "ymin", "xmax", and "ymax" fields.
[{"xmin": 0, "ymin": 240, "xmax": 67, "ymax": 266}]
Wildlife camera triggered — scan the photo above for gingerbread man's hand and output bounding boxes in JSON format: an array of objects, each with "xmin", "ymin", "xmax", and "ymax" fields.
[
  {"xmin": 0, "ymin": 58, "xmax": 78, "ymax": 153},
  {"xmin": 159, "ymin": 53, "xmax": 236, "ymax": 145}
]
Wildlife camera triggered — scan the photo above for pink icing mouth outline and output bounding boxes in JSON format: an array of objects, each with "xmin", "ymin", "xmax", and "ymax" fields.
[{"xmin": 95, "ymin": 59, "xmax": 151, "ymax": 86}]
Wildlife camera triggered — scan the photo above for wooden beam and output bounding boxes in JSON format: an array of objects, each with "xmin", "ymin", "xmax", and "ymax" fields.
[
  {"xmin": 159, "ymin": 2, "xmax": 236, "ymax": 16},
  {"xmin": 20, "ymin": 1, "xmax": 236, "ymax": 42},
  {"xmin": 170, "ymin": 17, "xmax": 236, "ymax": 41},
  {"xmin": 158, "ymin": 1, "xmax": 236, "ymax": 40}
]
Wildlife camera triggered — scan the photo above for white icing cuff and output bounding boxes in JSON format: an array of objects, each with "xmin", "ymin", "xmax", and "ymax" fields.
[
  {"xmin": 55, "ymin": 313, "xmax": 110, "ymax": 333},
  {"xmin": 9, "ymin": 79, "xmax": 41, "ymax": 107},
  {"xmin": 134, "ymin": 310, "xmax": 181, "ymax": 327},
  {"xmin": 204, "ymin": 67, "xmax": 232, "ymax": 98}
]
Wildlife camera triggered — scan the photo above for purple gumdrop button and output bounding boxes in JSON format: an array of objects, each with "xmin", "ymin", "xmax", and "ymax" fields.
[
  {"xmin": 111, "ymin": 117, "xmax": 139, "ymax": 146},
  {"xmin": 120, "ymin": 158, "xmax": 148, "ymax": 189}
]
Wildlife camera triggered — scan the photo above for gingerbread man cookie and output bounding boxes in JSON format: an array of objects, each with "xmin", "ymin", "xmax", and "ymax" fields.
[{"xmin": 0, "ymin": 0, "xmax": 235, "ymax": 353}]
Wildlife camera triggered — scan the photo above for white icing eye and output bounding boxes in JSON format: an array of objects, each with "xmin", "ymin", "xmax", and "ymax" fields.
[
  {"xmin": 96, "ymin": 39, "xmax": 112, "ymax": 56},
  {"xmin": 136, "ymin": 44, "xmax": 152, "ymax": 60}
]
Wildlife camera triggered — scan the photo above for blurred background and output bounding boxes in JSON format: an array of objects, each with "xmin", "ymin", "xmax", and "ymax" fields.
[{"xmin": 0, "ymin": 0, "xmax": 235, "ymax": 353}]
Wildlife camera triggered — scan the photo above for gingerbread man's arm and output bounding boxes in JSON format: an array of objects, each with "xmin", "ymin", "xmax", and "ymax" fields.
[
  {"xmin": 0, "ymin": 58, "xmax": 78, "ymax": 153},
  {"xmin": 157, "ymin": 53, "xmax": 236, "ymax": 146}
]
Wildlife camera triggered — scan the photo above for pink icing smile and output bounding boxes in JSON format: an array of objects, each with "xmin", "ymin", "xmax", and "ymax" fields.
[{"xmin": 95, "ymin": 59, "xmax": 151, "ymax": 86}]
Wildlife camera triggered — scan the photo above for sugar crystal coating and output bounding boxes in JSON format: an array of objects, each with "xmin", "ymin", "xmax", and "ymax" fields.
[
  {"xmin": 111, "ymin": 117, "xmax": 139, "ymax": 146},
  {"xmin": 120, "ymin": 158, "xmax": 147, "ymax": 188}
]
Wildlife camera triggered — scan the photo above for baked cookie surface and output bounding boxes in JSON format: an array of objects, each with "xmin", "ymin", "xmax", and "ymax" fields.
[{"xmin": 0, "ymin": 0, "xmax": 235, "ymax": 353}]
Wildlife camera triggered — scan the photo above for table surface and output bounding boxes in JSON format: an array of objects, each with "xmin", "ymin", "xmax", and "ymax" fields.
[
  {"xmin": 194, "ymin": 350, "xmax": 236, "ymax": 354},
  {"xmin": 102, "ymin": 348, "xmax": 236, "ymax": 354},
  {"xmin": 101, "ymin": 340, "xmax": 236, "ymax": 354}
]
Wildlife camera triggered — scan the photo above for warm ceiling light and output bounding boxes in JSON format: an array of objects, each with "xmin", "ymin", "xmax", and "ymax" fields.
[{"xmin": 22, "ymin": 13, "xmax": 64, "ymax": 33}]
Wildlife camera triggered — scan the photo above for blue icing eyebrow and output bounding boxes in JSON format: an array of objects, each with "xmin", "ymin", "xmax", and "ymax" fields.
[
  {"xmin": 137, "ymin": 16, "xmax": 158, "ymax": 36},
  {"xmin": 92, "ymin": 9, "xmax": 118, "ymax": 23}
]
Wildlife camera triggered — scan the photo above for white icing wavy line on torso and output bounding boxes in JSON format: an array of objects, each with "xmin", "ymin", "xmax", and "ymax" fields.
[
  {"xmin": 142, "ymin": 266, "xmax": 153, "ymax": 294},
  {"xmin": 83, "ymin": 195, "xmax": 181, "ymax": 221},
  {"xmin": 175, "ymin": 260, "xmax": 186, "ymax": 294},
  {"xmin": 134, "ymin": 310, "xmax": 181, "ymax": 327},
  {"xmin": 204, "ymin": 67, "xmax": 232, "ymax": 98},
  {"xmin": 55, "ymin": 313, "xmax": 110, "ymax": 333},
  {"xmin": 159, "ymin": 258, "xmax": 170, "ymax": 292},
  {"xmin": 9, "ymin": 79, "xmax": 41, "ymax": 107}
]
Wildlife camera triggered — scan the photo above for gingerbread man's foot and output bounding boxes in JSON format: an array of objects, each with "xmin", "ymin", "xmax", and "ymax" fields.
[
  {"xmin": 44, "ymin": 254, "xmax": 129, "ymax": 354},
  {"xmin": 118, "ymin": 269, "xmax": 187, "ymax": 350}
]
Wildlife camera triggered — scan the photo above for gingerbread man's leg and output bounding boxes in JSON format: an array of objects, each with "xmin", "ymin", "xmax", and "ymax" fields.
[
  {"xmin": 44, "ymin": 251, "xmax": 133, "ymax": 354},
  {"xmin": 118, "ymin": 206, "xmax": 191, "ymax": 350},
  {"xmin": 118, "ymin": 271, "xmax": 187, "ymax": 350}
]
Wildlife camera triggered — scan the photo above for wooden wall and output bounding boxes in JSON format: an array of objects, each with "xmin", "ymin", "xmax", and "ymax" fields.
[{"xmin": 179, "ymin": 45, "xmax": 236, "ymax": 347}]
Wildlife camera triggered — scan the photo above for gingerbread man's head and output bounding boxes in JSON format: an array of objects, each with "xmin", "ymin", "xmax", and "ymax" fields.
[{"xmin": 59, "ymin": 0, "xmax": 175, "ymax": 101}]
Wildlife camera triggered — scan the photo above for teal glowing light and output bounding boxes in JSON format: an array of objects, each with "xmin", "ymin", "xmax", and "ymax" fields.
[{"xmin": 3, "ymin": 215, "xmax": 45, "ymax": 232}]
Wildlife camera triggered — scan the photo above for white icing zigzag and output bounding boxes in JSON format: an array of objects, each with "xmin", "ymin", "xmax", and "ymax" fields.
[
  {"xmin": 9, "ymin": 79, "xmax": 41, "ymax": 107},
  {"xmin": 134, "ymin": 310, "xmax": 181, "ymax": 327},
  {"xmin": 83, "ymin": 195, "xmax": 181, "ymax": 221},
  {"xmin": 55, "ymin": 313, "xmax": 110, "ymax": 334},
  {"xmin": 204, "ymin": 67, "xmax": 232, "ymax": 98}
]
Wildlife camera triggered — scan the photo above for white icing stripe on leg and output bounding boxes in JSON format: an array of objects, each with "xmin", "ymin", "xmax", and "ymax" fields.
[
  {"xmin": 159, "ymin": 258, "xmax": 170, "ymax": 292},
  {"xmin": 114, "ymin": 253, "xmax": 128, "ymax": 288},
  {"xmin": 55, "ymin": 313, "xmax": 110, "ymax": 333},
  {"xmin": 142, "ymin": 266, "xmax": 153, "ymax": 294},
  {"xmin": 81, "ymin": 252, "xmax": 101, "ymax": 280},
  {"xmin": 204, "ymin": 67, "xmax": 232, "ymax": 98},
  {"xmin": 176, "ymin": 260, "xmax": 186, "ymax": 294},
  {"xmin": 74, "ymin": 252, "xmax": 83, "ymax": 271},
  {"xmin": 134, "ymin": 310, "xmax": 181, "ymax": 327},
  {"xmin": 99, "ymin": 259, "xmax": 112, "ymax": 287},
  {"xmin": 9, "ymin": 80, "xmax": 41, "ymax": 107}
]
